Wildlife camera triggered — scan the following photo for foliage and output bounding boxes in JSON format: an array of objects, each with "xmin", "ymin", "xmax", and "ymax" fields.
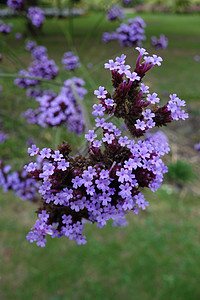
[
  {"xmin": 167, "ymin": 160, "xmax": 195, "ymax": 185},
  {"xmin": 145, "ymin": 0, "xmax": 200, "ymax": 12}
]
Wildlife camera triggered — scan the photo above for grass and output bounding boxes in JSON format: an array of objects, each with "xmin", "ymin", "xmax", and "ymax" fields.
[{"xmin": 0, "ymin": 11, "xmax": 200, "ymax": 300}]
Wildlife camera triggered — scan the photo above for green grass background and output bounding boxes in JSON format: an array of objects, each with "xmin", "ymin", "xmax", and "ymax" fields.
[{"xmin": 0, "ymin": 12, "xmax": 200, "ymax": 300}]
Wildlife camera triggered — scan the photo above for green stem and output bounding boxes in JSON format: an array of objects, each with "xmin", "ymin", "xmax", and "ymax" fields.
[
  {"xmin": 54, "ymin": 127, "xmax": 61, "ymax": 148},
  {"xmin": 0, "ymin": 73, "xmax": 64, "ymax": 87},
  {"xmin": 70, "ymin": 83, "xmax": 91, "ymax": 132}
]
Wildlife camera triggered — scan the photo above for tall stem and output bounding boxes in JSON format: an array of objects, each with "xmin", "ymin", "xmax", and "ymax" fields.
[{"xmin": 0, "ymin": 73, "xmax": 64, "ymax": 87}]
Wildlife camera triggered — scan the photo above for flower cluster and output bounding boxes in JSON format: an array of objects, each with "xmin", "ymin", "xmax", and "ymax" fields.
[
  {"xmin": 194, "ymin": 142, "xmax": 200, "ymax": 154},
  {"xmin": 107, "ymin": 5, "xmax": 125, "ymax": 21},
  {"xmin": 15, "ymin": 42, "xmax": 59, "ymax": 88},
  {"xmin": 102, "ymin": 17, "xmax": 146, "ymax": 47},
  {"xmin": 15, "ymin": 32, "xmax": 22, "ymax": 40},
  {"xmin": 0, "ymin": 119, "xmax": 7, "ymax": 144},
  {"xmin": 26, "ymin": 48, "xmax": 188, "ymax": 247},
  {"xmin": 0, "ymin": 20, "xmax": 12, "ymax": 34},
  {"xmin": 151, "ymin": 34, "xmax": 168, "ymax": 50},
  {"xmin": 62, "ymin": 51, "xmax": 81, "ymax": 71},
  {"xmin": 23, "ymin": 77, "xmax": 87, "ymax": 134},
  {"xmin": 0, "ymin": 132, "xmax": 7, "ymax": 144},
  {"xmin": 27, "ymin": 7, "xmax": 45, "ymax": 28},
  {"xmin": 7, "ymin": 0, "xmax": 24, "ymax": 10},
  {"xmin": 0, "ymin": 161, "xmax": 40, "ymax": 202}
]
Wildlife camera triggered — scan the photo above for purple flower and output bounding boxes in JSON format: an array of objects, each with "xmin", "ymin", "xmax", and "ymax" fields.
[
  {"xmin": 85, "ymin": 130, "xmax": 97, "ymax": 142},
  {"xmin": 135, "ymin": 119, "xmax": 146, "ymax": 131},
  {"xmin": 194, "ymin": 142, "xmax": 200, "ymax": 154},
  {"xmin": 140, "ymin": 84, "xmax": 149, "ymax": 94},
  {"xmin": 23, "ymin": 77, "xmax": 87, "ymax": 135},
  {"xmin": 62, "ymin": 51, "xmax": 81, "ymax": 71},
  {"xmin": 116, "ymin": 168, "xmax": 130, "ymax": 183},
  {"xmin": 135, "ymin": 193, "xmax": 149, "ymax": 210},
  {"xmin": 0, "ymin": 132, "xmax": 7, "ymax": 144},
  {"xmin": 92, "ymin": 103, "xmax": 105, "ymax": 117},
  {"xmin": 25, "ymin": 40, "xmax": 36, "ymax": 52},
  {"xmin": 102, "ymin": 132, "xmax": 115, "ymax": 144},
  {"xmin": 27, "ymin": 7, "xmax": 45, "ymax": 28},
  {"xmin": 24, "ymin": 48, "xmax": 189, "ymax": 248},
  {"xmin": 0, "ymin": 21, "xmax": 12, "ymax": 34},
  {"xmin": 31, "ymin": 46, "xmax": 47, "ymax": 60},
  {"xmin": 118, "ymin": 64, "xmax": 131, "ymax": 75},
  {"xmin": 94, "ymin": 86, "xmax": 107, "ymax": 99},
  {"xmin": 116, "ymin": 54, "xmax": 126, "ymax": 65},
  {"xmin": 52, "ymin": 150, "xmax": 63, "ymax": 162},
  {"xmin": 57, "ymin": 159, "xmax": 69, "ymax": 171},
  {"xmin": 104, "ymin": 59, "xmax": 118, "ymax": 71},
  {"xmin": 142, "ymin": 109, "xmax": 155, "ymax": 120},
  {"xmin": 151, "ymin": 34, "xmax": 168, "ymax": 50},
  {"xmin": 39, "ymin": 148, "xmax": 52, "ymax": 159},
  {"xmin": 15, "ymin": 32, "xmax": 22, "ymax": 40},
  {"xmin": 27, "ymin": 144, "xmax": 39, "ymax": 156},
  {"xmin": 126, "ymin": 71, "xmax": 140, "ymax": 81},
  {"xmin": 103, "ymin": 17, "xmax": 146, "ymax": 47},
  {"xmin": 146, "ymin": 93, "xmax": 160, "ymax": 104},
  {"xmin": 107, "ymin": 5, "xmax": 125, "ymax": 21},
  {"xmin": 7, "ymin": 0, "xmax": 24, "ymax": 10}
]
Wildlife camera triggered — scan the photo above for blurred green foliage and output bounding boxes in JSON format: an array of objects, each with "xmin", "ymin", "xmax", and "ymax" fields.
[
  {"xmin": 167, "ymin": 160, "xmax": 195, "ymax": 185},
  {"xmin": 145, "ymin": 0, "xmax": 200, "ymax": 12}
]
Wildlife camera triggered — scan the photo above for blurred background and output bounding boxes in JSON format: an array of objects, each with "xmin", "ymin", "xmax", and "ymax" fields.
[{"xmin": 0, "ymin": 0, "xmax": 200, "ymax": 299}]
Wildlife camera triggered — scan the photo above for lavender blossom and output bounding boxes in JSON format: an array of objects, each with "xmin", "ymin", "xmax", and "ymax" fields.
[
  {"xmin": 151, "ymin": 34, "xmax": 168, "ymax": 50},
  {"xmin": 25, "ymin": 40, "xmax": 37, "ymax": 52},
  {"xmin": 0, "ymin": 132, "xmax": 7, "ymax": 144},
  {"xmin": 194, "ymin": 142, "xmax": 200, "ymax": 154},
  {"xmin": 15, "ymin": 55, "xmax": 59, "ymax": 88},
  {"xmin": 0, "ymin": 21, "xmax": 12, "ymax": 34},
  {"xmin": 23, "ymin": 77, "xmax": 87, "ymax": 134},
  {"xmin": 107, "ymin": 5, "xmax": 125, "ymax": 21},
  {"xmin": 15, "ymin": 32, "xmax": 22, "ymax": 40},
  {"xmin": 31, "ymin": 46, "xmax": 48, "ymax": 60},
  {"xmin": 27, "ymin": 7, "xmax": 45, "ymax": 28},
  {"xmin": 103, "ymin": 17, "xmax": 146, "ymax": 47},
  {"xmin": 7, "ymin": 0, "xmax": 24, "ymax": 10},
  {"xmin": 0, "ymin": 161, "xmax": 40, "ymax": 202},
  {"xmin": 62, "ymin": 51, "xmax": 81, "ymax": 71},
  {"xmin": 25, "ymin": 48, "xmax": 188, "ymax": 247}
]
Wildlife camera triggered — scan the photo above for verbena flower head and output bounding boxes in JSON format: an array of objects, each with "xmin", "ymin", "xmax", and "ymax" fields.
[
  {"xmin": 25, "ymin": 40, "xmax": 37, "ymax": 52},
  {"xmin": 23, "ymin": 77, "xmax": 87, "ymax": 134},
  {"xmin": 15, "ymin": 32, "xmax": 22, "ymax": 40},
  {"xmin": 194, "ymin": 142, "xmax": 200, "ymax": 154},
  {"xmin": 107, "ymin": 5, "xmax": 125, "ymax": 21},
  {"xmin": 0, "ymin": 161, "xmax": 40, "ymax": 202},
  {"xmin": 15, "ymin": 44, "xmax": 59, "ymax": 89},
  {"xmin": 0, "ymin": 20, "xmax": 12, "ymax": 34},
  {"xmin": 103, "ymin": 17, "xmax": 146, "ymax": 47},
  {"xmin": 62, "ymin": 51, "xmax": 81, "ymax": 71},
  {"xmin": 7, "ymin": 0, "xmax": 24, "ymax": 10},
  {"xmin": 151, "ymin": 34, "xmax": 168, "ymax": 50},
  {"xmin": 27, "ymin": 7, "xmax": 45, "ymax": 28},
  {"xmin": 25, "ymin": 47, "xmax": 188, "ymax": 247},
  {"xmin": 0, "ymin": 132, "xmax": 7, "ymax": 144}
]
